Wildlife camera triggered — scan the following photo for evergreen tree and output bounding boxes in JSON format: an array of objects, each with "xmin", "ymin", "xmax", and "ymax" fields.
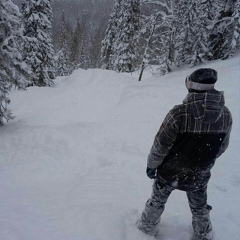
[
  {"xmin": 141, "ymin": 0, "xmax": 175, "ymax": 75},
  {"xmin": 21, "ymin": 0, "xmax": 55, "ymax": 86},
  {"xmin": 223, "ymin": 0, "xmax": 240, "ymax": 58},
  {"xmin": 79, "ymin": 32, "xmax": 92, "ymax": 69},
  {"xmin": 100, "ymin": 0, "xmax": 122, "ymax": 70},
  {"xmin": 78, "ymin": 11, "xmax": 92, "ymax": 70},
  {"xmin": 188, "ymin": 0, "xmax": 209, "ymax": 66},
  {"xmin": 113, "ymin": 0, "xmax": 141, "ymax": 72},
  {"xmin": 0, "ymin": 0, "xmax": 29, "ymax": 125},
  {"xmin": 230, "ymin": 0, "xmax": 240, "ymax": 53},
  {"xmin": 158, "ymin": 2, "xmax": 175, "ymax": 74},
  {"xmin": 138, "ymin": 13, "xmax": 161, "ymax": 81},
  {"xmin": 91, "ymin": 25, "xmax": 105, "ymax": 68},
  {"xmin": 174, "ymin": 0, "xmax": 193, "ymax": 67},
  {"xmin": 208, "ymin": 0, "xmax": 237, "ymax": 60},
  {"xmin": 172, "ymin": 1, "xmax": 208, "ymax": 67},
  {"xmin": 58, "ymin": 11, "xmax": 68, "ymax": 51},
  {"xmin": 55, "ymin": 11, "xmax": 71, "ymax": 76},
  {"xmin": 69, "ymin": 17, "xmax": 83, "ymax": 71},
  {"xmin": 55, "ymin": 49, "xmax": 71, "ymax": 76}
]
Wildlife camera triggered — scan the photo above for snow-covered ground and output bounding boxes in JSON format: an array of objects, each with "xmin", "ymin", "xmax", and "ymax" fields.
[{"xmin": 0, "ymin": 54, "xmax": 239, "ymax": 240}]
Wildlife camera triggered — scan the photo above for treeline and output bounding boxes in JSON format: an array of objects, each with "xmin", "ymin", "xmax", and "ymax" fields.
[
  {"xmin": 1, "ymin": 0, "xmax": 55, "ymax": 124},
  {"xmin": 1, "ymin": 0, "xmax": 240, "ymax": 124},
  {"xmin": 52, "ymin": 0, "xmax": 114, "ymax": 72},
  {"xmin": 13, "ymin": 0, "xmax": 113, "ymax": 72},
  {"xmin": 1, "ymin": 0, "xmax": 112, "ymax": 124},
  {"xmin": 54, "ymin": 10, "xmax": 106, "ymax": 76},
  {"xmin": 101, "ymin": 0, "xmax": 240, "ymax": 79}
]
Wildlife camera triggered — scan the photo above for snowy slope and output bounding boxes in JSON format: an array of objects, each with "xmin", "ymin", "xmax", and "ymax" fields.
[{"xmin": 0, "ymin": 54, "xmax": 239, "ymax": 240}]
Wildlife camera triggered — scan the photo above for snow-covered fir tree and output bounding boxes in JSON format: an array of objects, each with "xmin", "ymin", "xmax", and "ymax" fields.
[
  {"xmin": 78, "ymin": 11, "xmax": 92, "ymax": 70},
  {"xmin": 69, "ymin": 17, "xmax": 83, "ymax": 71},
  {"xmin": 55, "ymin": 11, "xmax": 71, "ymax": 76},
  {"xmin": 157, "ymin": 1, "xmax": 175, "ymax": 74},
  {"xmin": 230, "ymin": 0, "xmax": 240, "ymax": 54},
  {"xmin": 113, "ymin": 0, "xmax": 141, "ymax": 72},
  {"xmin": 172, "ymin": 1, "xmax": 209, "ymax": 67},
  {"xmin": 0, "ymin": 0, "xmax": 30, "ymax": 125},
  {"xmin": 187, "ymin": 0, "xmax": 209, "ymax": 66},
  {"xmin": 100, "ymin": 0, "xmax": 122, "ymax": 70},
  {"xmin": 222, "ymin": 0, "xmax": 240, "ymax": 58},
  {"xmin": 21, "ymin": 0, "xmax": 55, "ymax": 86},
  {"xmin": 174, "ymin": 0, "xmax": 193, "ymax": 67},
  {"xmin": 138, "ymin": 13, "xmax": 161, "ymax": 81},
  {"xmin": 79, "ymin": 33, "xmax": 92, "ymax": 69},
  {"xmin": 58, "ymin": 11, "xmax": 68, "ymax": 51},
  {"xmin": 208, "ymin": 0, "xmax": 237, "ymax": 60},
  {"xmin": 140, "ymin": 0, "xmax": 175, "ymax": 75},
  {"xmin": 55, "ymin": 49, "xmax": 70, "ymax": 77},
  {"xmin": 69, "ymin": 12, "xmax": 92, "ymax": 71},
  {"xmin": 91, "ymin": 26, "xmax": 105, "ymax": 68}
]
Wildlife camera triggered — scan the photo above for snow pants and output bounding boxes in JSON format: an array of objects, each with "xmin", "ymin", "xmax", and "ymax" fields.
[{"xmin": 137, "ymin": 179, "xmax": 213, "ymax": 240}]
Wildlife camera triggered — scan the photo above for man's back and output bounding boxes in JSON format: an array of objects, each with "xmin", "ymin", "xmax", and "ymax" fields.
[
  {"xmin": 156, "ymin": 89, "xmax": 232, "ymax": 190},
  {"xmin": 137, "ymin": 68, "xmax": 232, "ymax": 240}
]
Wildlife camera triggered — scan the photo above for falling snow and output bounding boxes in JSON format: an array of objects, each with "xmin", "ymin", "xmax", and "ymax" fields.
[{"xmin": 0, "ymin": 53, "xmax": 239, "ymax": 240}]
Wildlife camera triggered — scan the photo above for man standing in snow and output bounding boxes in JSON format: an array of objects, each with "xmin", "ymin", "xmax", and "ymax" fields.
[{"xmin": 137, "ymin": 68, "xmax": 232, "ymax": 240}]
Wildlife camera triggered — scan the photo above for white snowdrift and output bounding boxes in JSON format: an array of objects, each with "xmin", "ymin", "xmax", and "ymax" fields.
[{"xmin": 0, "ymin": 54, "xmax": 239, "ymax": 240}]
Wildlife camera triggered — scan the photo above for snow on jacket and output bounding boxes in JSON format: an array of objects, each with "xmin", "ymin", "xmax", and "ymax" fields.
[{"xmin": 147, "ymin": 89, "xmax": 232, "ymax": 191}]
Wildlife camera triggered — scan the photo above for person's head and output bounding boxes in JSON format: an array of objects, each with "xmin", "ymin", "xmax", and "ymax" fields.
[{"xmin": 185, "ymin": 68, "xmax": 218, "ymax": 93}]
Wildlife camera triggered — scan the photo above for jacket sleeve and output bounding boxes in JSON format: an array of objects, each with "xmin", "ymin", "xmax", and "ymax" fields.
[
  {"xmin": 147, "ymin": 110, "xmax": 179, "ymax": 169},
  {"xmin": 216, "ymin": 116, "xmax": 232, "ymax": 158}
]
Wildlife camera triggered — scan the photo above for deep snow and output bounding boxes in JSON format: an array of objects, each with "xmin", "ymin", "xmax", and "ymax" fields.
[{"xmin": 0, "ymin": 54, "xmax": 239, "ymax": 240}]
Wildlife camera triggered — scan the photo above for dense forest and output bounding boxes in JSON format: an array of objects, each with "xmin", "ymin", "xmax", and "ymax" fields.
[
  {"xmin": 101, "ymin": 0, "xmax": 240, "ymax": 78},
  {"xmin": 12, "ymin": 0, "xmax": 240, "ymax": 73},
  {"xmin": 1, "ymin": 0, "xmax": 240, "ymax": 123},
  {"xmin": 14, "ymin": 0, "xmax": 114, "ymax": 67}
]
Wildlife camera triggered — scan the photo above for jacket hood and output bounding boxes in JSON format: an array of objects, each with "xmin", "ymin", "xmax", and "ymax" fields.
[{"xmin": 183, "ymin": 90, "xmax": 225, "ymax": 124}]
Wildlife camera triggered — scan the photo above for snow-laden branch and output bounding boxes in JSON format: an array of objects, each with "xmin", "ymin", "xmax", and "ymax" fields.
[{"xmin": 142, "ymin": 0, "xmax": 169, "ymax": 9}]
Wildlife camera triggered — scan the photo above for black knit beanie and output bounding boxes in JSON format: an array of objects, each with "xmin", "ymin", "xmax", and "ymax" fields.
[
  {"xmin": 186, "ymin": 68, "xmax": 218, "ymax": 91},
  {"xmin": 189, "ymin": 68, "xmax": 218, "ymax": 84}
]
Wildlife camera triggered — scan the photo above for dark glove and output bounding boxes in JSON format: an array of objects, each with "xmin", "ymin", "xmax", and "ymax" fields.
[{"xmin": 146, "ymin": 167, "xmax": 157, "ymax": 179}]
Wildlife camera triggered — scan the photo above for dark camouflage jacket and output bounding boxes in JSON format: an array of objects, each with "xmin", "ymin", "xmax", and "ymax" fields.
[{"xmin": 147, "ymin": 90, "xmax": 232, "ymax": 191}]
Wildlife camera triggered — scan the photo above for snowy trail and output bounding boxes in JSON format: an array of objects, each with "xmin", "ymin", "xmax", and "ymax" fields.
[{"xmin": 0, "ymin": 55, "xmax": 239, "ymax": 240}]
